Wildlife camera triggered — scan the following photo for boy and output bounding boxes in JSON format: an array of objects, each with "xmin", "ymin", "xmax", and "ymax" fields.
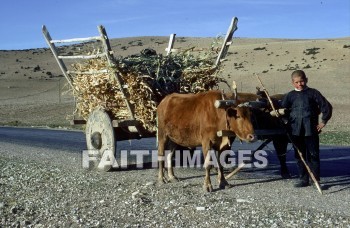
[{"xmin": 282, "ymin": 70, "xmax": 332, "ymax": 188}]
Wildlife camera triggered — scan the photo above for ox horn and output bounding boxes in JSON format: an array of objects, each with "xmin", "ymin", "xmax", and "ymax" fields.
[{"xmin": 232, "ymin": 80, "xmax": 238, "ymax": 100}]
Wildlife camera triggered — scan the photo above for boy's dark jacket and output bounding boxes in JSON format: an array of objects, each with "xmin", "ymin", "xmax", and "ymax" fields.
[{"xmin": 281, "ymin": 87, "xmax": 332, "ymax": 136}]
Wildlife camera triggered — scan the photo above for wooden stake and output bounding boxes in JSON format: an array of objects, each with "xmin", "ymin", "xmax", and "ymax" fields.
[
  {"xmin": 215, "ymin": 17, "xmax": 238, "ymax": 67},
  {"xmin": 166, "ymin": 34, "xmax": 176, "ymax": 56}
]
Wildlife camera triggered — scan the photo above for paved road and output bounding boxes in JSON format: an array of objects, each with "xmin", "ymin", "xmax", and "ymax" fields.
[
  {"xmin": 2, "ymin": 127, "xmax": 350, "ymax": 226},
  {"xmin": 1, "ymin": 126, "xmax": 349, "ymax": 181}
]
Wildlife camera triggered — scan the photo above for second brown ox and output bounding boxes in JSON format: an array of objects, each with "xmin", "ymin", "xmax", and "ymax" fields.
[{"xmin": 157, "ymin": 90, "xmax": 256, "ymax": 192}]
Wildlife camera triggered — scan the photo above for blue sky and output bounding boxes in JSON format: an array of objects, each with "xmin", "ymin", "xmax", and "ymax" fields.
[{"xmin": 0, "ymin": 0, "xmax": 349, "ymax": 50}]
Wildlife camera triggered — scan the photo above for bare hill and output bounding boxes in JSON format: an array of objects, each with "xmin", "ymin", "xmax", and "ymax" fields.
[{"xmin": 0, "ymin": 36, "xmax": 349, "ymax": 144}]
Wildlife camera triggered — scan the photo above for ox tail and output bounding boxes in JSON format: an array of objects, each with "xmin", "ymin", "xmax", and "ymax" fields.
[{"xmin": 156, "ymin": 115, "xmax": 158, "ymax": 147}]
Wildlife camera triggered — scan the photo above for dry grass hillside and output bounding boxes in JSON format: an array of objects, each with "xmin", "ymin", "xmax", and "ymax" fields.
[{"xmin": 0, "ymin": 35, "xmax": 349, "ymax": 145}]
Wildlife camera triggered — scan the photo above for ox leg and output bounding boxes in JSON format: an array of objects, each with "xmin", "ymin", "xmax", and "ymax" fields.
[
  {"xmin": 217, "ymin": 151, "xmax": 230, "ymax": 189},
  {"xmin": 158, "ymin": 135, "xmax": 168, "ymax": 184},
  {"xmin": 203, "ymin": 144, "xmax": 213, "ymax": 192},
  {"xmin": 167, "ymin": 146, "xmax": 179, "ymax": 182},
  {"xmin": 273, "ymin": 136, "xmax": 291, "ymax": 179}
]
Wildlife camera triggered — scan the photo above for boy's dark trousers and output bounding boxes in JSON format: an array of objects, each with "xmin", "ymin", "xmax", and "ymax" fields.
[{"xmin": 292, "ymin": 134, "xmax": 320, "ymax": 183}]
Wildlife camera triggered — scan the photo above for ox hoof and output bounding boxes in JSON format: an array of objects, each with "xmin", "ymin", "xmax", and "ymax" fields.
[
  {"xmin": 219, "ymin": 181, "xmax": 231, "ymax": 189},
  {"xmin": 203, "ymin": 184, "xmax": 213, "ymax": 192},
  {"xmin": 169, "ymin": 176, "xmax": 180, "ymax": 183},
  {"xmin": 158, "ymin": 177, "xmax": 168, "ymax": 185}
]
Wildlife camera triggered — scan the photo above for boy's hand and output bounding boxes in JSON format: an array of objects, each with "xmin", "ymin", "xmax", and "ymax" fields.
[{"xmin": 317, "ymin": 123, "xmax": 326, "ymax": 132}]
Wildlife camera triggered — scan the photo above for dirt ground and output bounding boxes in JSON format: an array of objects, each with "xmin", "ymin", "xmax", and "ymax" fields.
[
  {"xmin": 1, "ymin": 131, "xmax": 350, "ymax": 227},
  {"xmin": 0, "ymin": 35, "xmax": 349, "ymax": 137},
  {"xmin": 1, "ymin": 33, "xmax": 350, "ymax": 227}
]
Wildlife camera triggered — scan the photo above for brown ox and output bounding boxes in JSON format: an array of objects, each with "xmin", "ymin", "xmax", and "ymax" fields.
[{"xmin": 157, "ymin": 90, "xmax": 256, "ymax": 192}]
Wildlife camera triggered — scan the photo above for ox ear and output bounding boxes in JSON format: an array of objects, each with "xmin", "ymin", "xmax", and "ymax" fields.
[{"xmin": 227, "ymin": 108, "xmax": 238, "ymax": 118}]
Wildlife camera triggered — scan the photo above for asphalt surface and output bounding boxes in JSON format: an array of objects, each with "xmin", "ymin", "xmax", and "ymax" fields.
[
  {"xmin": 0, "ymin": 126, "xmax": 349, "ymax": 180},
  {"xmin": 1, "ymin": 126, "xmax": 350, "ymax": 227}
]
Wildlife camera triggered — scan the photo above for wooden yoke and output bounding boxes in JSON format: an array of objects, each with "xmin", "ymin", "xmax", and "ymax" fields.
[{"xmin": 214, "ymin": 100, "xmax": 236, "ymax": 109}]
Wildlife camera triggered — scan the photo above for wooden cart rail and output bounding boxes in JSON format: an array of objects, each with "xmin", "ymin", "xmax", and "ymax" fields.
[
  {"xmin": 42, "ymin": 18, "xmax": 239, "ymax": 171},
  {"xmin": 165, "ymin": 17, "xmax": 238, "ymax": 68},
  {"xmin": 42, "ymin": 25, "xmax": 137, "ymax": 128}
]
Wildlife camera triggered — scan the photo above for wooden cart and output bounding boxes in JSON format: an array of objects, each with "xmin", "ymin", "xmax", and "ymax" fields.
[{"xmin": 42, "ymin": 17, "xmax": 239, "ymax": 171}]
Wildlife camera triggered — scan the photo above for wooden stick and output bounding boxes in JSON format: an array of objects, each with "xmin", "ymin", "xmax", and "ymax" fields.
[
  {"xmin": 42, "ymin": 25, "xmax": 74, "ymax": 89},
  {"xmin": 225, "ymin": 162, "xmax": 245, "ymax": 180},
  {"xmin": 215, "ymin": 17, "xmax": 238, "ymax": 67},
  {"xmin": 58, "ymin": 53, "xmax": 107, "ymax": 59},
  {"xmin": 296, "ymin": 148, "xmax": 323, "ymax": 194},
  {"xmin": 166, "ymin": 33, "xmax": 176, "ymax": 56},
  {"xmin": 255, "ymin": 74, "xmax": 323, "ymax": 194},
  {"xmin": 255, "ymin": 74, "xmax": 280, "ymax": 117},
  {"xmin": 50, "ymin": 36, "xmax": 101, "ymax": 43}
]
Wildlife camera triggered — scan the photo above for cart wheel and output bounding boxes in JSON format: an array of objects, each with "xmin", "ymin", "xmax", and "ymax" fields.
[{"xmin": 85, "ymin": 108, "xmax": 116, "ymax": 171}]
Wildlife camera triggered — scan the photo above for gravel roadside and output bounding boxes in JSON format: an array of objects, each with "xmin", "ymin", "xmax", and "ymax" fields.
[{"xmin": 1, "ymin": 141, "xmax": 350, "ymax": 227}]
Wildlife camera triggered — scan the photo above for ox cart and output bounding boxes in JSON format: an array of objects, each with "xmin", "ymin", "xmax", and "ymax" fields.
[{"xmin": 42, "ymin": 18, "xmax": 241, "ymax": 171}]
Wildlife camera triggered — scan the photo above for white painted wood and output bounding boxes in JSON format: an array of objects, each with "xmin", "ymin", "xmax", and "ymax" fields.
[
  {"xmin": 50, "ymin": 36, "xmax": 101, "ymax": 43},
  {"xmin": 166, "ymin": 33, "xmax": 176, "ymax": 55},
  {"xmin": 42, "ymin": 25, "xmax": 74, "ymax": 88},
  {"xmin": 58, "ymin": 53, "xmax": 107, "ymax": 59},
  {"xmin": 215, "ymin": 17, "xmax": 238, "ymax": 67}
]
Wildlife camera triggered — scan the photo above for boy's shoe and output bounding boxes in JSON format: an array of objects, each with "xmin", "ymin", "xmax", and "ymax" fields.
[{"xmin": 294, "ymin": 180, "xmax": 309, "ymax": 188}]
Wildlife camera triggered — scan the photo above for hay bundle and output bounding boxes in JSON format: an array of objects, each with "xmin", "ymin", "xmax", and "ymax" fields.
[
  {"xmin": 71, "ymin": 58, "xmax": 129, "ymax": 120},
  {"xmin": 70, "ymin": 44, "xmax": 227, "ymax": 132}
]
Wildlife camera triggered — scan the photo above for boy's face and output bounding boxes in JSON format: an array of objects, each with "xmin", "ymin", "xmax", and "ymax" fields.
[{"xmin": 292, "ymin": 76, "xmax": 307, "ymax": 91}]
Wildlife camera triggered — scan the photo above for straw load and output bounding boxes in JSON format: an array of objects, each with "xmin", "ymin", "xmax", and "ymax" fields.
[{"xmin": 70, "ymin": 42, "xmax": 227, "ymax": 132}]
